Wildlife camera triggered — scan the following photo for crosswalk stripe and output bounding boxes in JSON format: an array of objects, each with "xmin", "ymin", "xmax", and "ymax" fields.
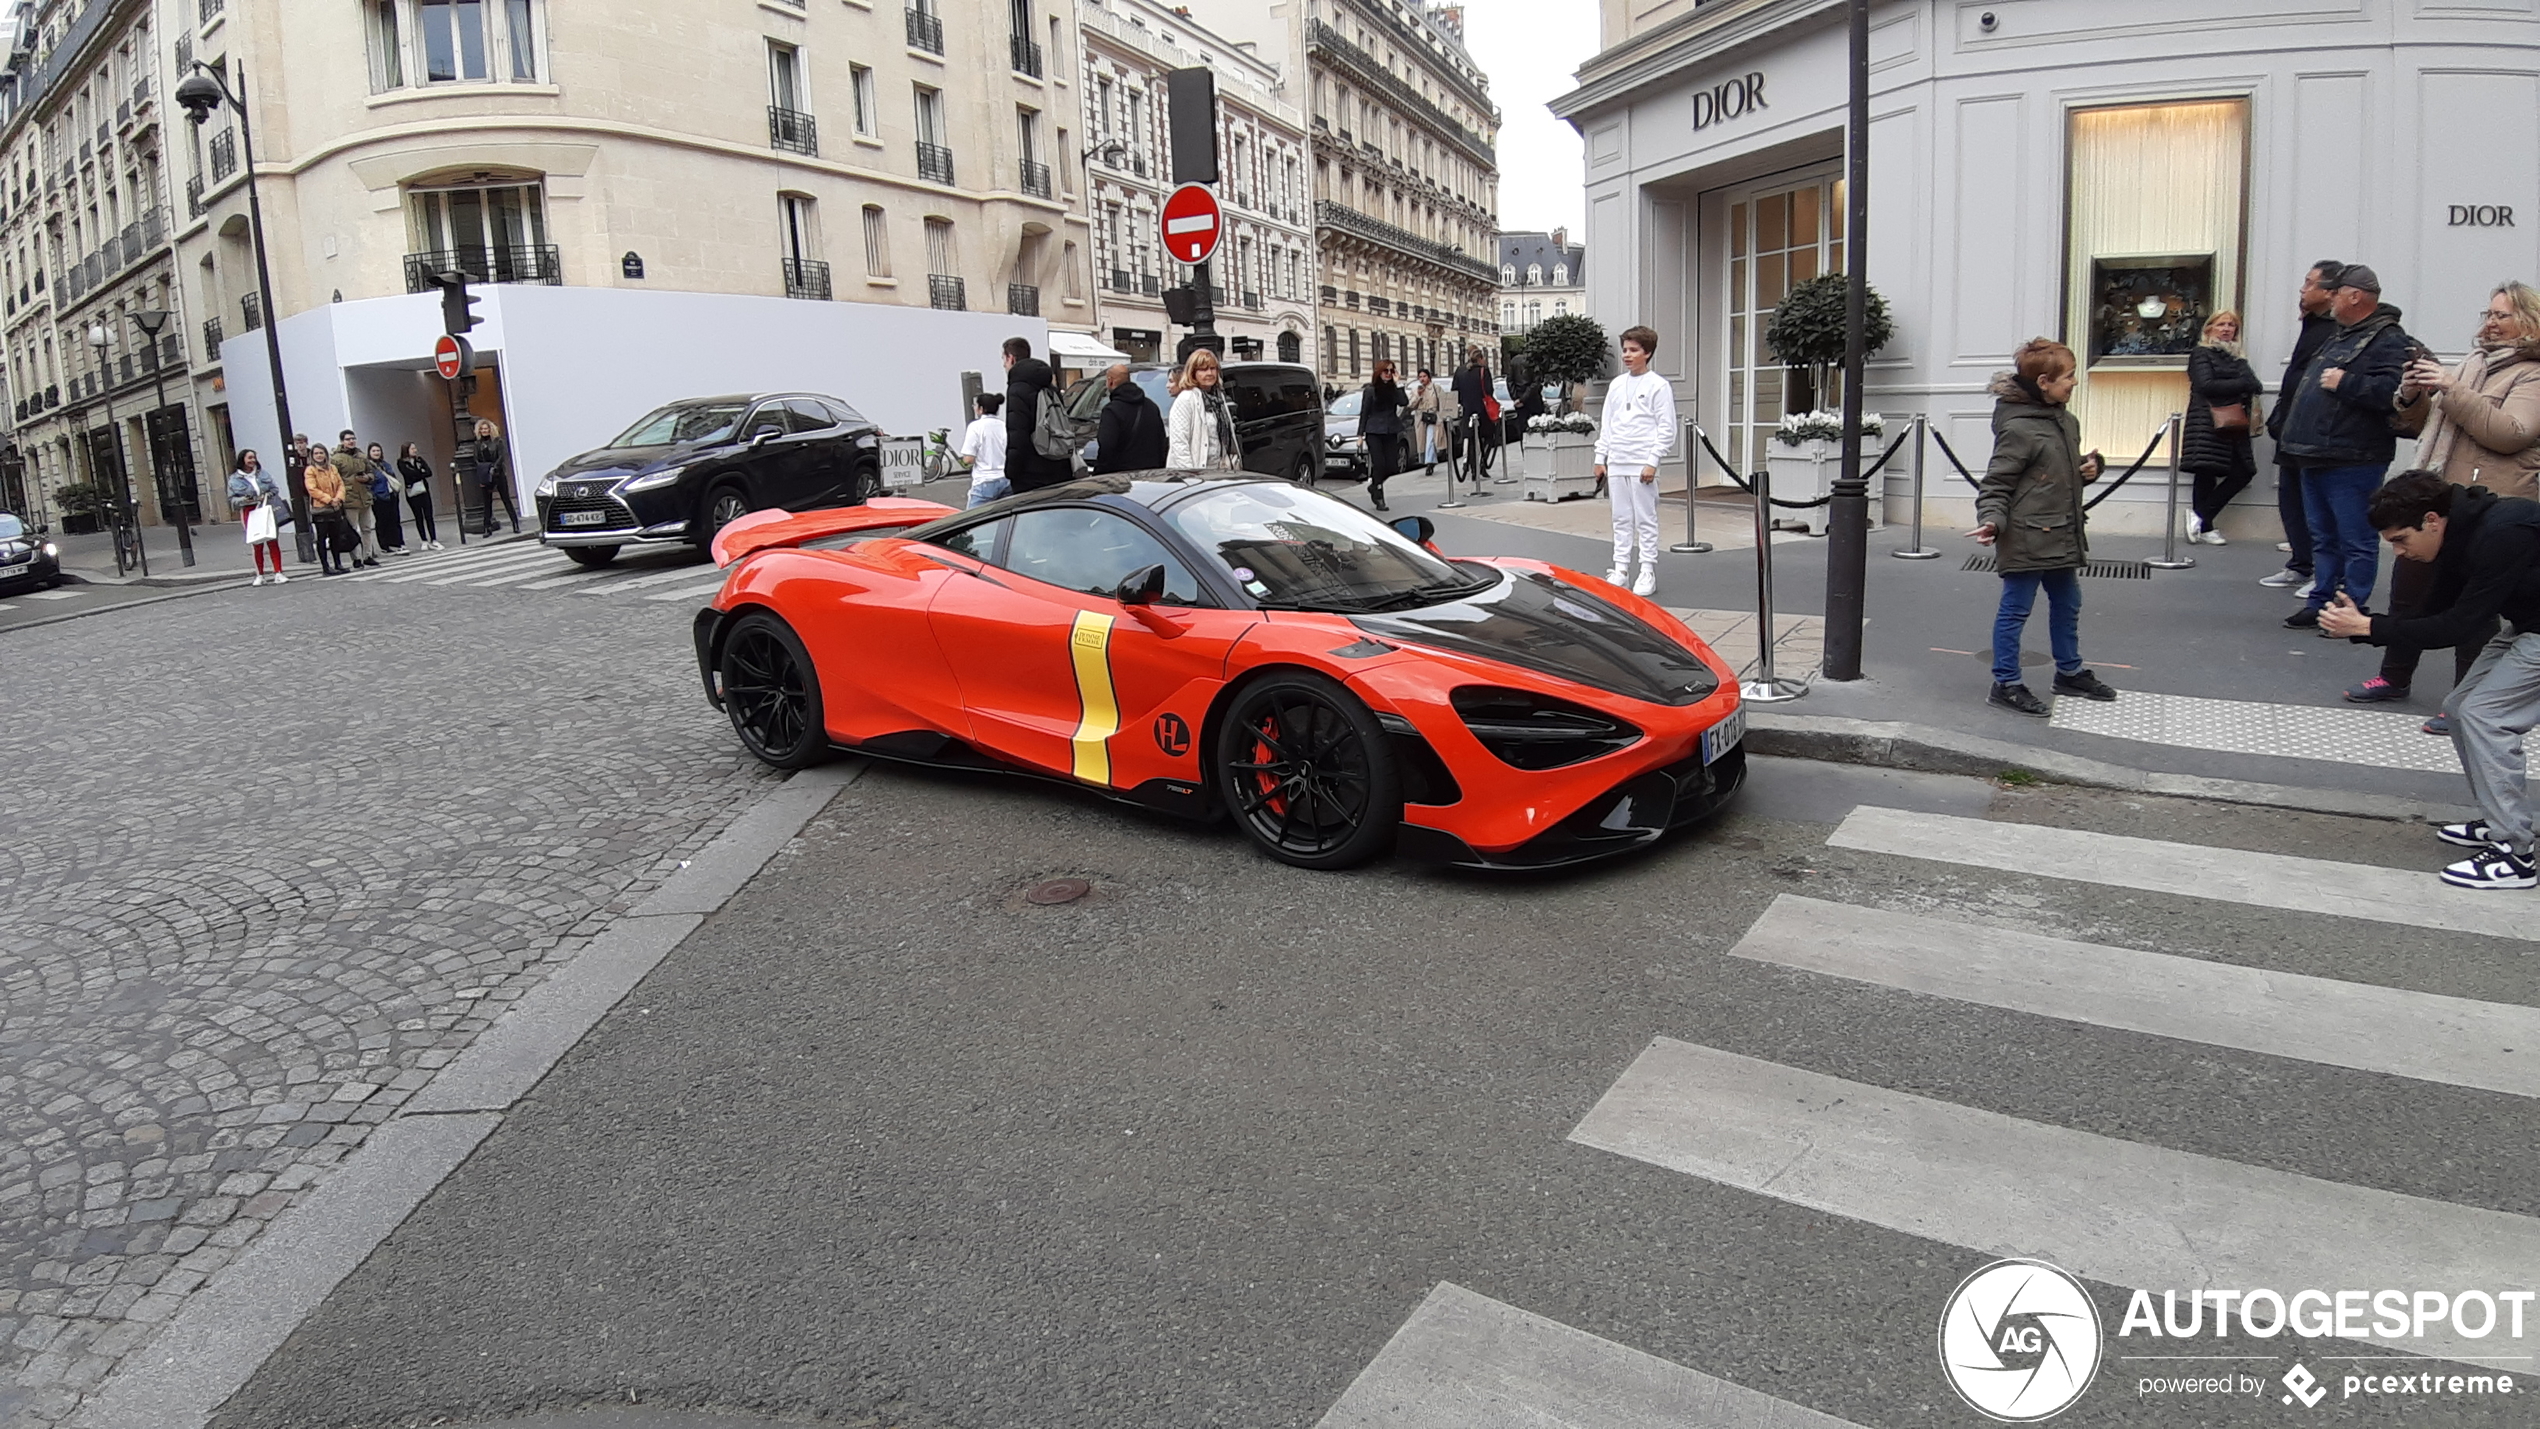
[
  {"xmin": 461, "ymin": 559, "xmax": 577, "ymax": 588},
  {"xmin": 515, "ymin": 568, "xmax": 631, "ymax": 591},
  {"xmin": 1571, "ymin": 1037, "xmax": 2540, "ymax": 1363},
  {"xmin": 572, "ymin": 562, "xmax": 722, "ymax": 595},
  {"xmin": 24, "ymin": 589, "xmax": 81, "ymax": 600},
  {"xmin": 423, "ymin": 549, "xmax": 564, "ymax": 586},
  {"xmin": 1826, "ymin": 806, "xmax": 2538, "ymax": 943},
  {"xmin": 1316, "ymin": 1282, "xmax": 1862, "ymax": 1429},
  {"xmin": 1732, "ymin": 895, "xmax": 2540, "ymax": 1099},
  {"xmin": 350, "ymin": 543, "xmax": 545, "ymax": 583},
  {"xmin": 644, "ymin": 577, "xmax": 730, "ymax": 603}
]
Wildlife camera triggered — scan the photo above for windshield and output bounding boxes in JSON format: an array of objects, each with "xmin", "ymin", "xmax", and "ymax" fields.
[
  {"xmin": 609, "ymin": 401, "xmax": 752, "ymax": 448},
  {"xmin": 1327, "ymin": 391, "xmax": 1362, "ymax": 418},
  {"xmin": 0, "ymin": 514, "xmax": 23, "ymax": 541},
  {"xmin": 1164, "ymin": 482, "xmax": 1482, "ymax": 611}
]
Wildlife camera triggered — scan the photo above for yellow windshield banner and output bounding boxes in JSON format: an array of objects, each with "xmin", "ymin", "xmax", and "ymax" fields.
[{"xmin": 1069, "ymin": 611, "xmax": 1119, "ymax": 785}]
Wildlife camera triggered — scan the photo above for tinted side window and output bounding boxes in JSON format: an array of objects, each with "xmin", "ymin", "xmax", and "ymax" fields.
[
  {"xmin": 1273, "ymin": 378, "xmax": 1318, "ymax": 417},
  {"xmin": 999, "ymin": 507, "xmax": 1205, "ymax": 605},
  {"xmin": 742, "ymin": 405, "xmax": 790, "ymax": 441},
  {"xmin": 1225, "ymin": 375, "xmax": 1271, "ymax": 424},
  {"xmin": 929, "ymin": 516, "xmax": 1010, "ymax": 561},
  {"xmin": 821, "ymin": 398, "xmax": 872, "ymax": 428},
  {"xmin": 1062, "ymin": 379, "xmax": 1105, "ymax": 422},
  {"xmin": 784, "ymin": 400, "xmax": 836, "ymax": 432}
]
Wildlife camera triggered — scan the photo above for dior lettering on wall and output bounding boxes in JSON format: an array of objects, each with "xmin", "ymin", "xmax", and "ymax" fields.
[
  {"xmin": 1691, "ymin": 72, "xmax": 1767, "ymax": 132},
  {"xmin": 2450, "ymin": 205, "xmax": 2517, "ymax": 228}
]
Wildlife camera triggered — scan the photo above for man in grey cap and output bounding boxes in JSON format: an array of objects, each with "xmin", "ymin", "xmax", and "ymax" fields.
[{"xmin": 2277, "ymin": 262, "xmax": 2416, "ymax": 630}]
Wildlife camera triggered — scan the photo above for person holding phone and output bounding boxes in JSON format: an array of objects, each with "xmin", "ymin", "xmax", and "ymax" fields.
[
  {"xmin": 2277, "ymin": 264, "xmax": 2415, "ymax": 631},
  {"xmin": 1971, "ymin": 338, "xmax": 2118, "ymax": 716}
]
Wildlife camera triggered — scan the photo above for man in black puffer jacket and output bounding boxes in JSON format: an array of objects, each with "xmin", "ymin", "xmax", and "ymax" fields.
[
  {"xmin": 1001, "ymin": 337, "xmax": 1076, "ymax": 493},
  {"xmin": 2278, "ymin": 264, "xmax": 2414, "ymax": 629},
  {"xmin": 1091, "ymin": 365, "xmax": 1167, "ymax": 473},
  {"xmin": 2322, "ymin": 472, "xmax": 2540, "ymax": 890},
  {"xmin": 2261, "ymin": 259, "xmax": 2344, "ymax": 591}
]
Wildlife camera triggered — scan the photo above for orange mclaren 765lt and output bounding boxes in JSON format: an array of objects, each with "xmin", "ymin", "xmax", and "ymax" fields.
[{"xmin": 692, "ymin": 474, "xmax": 1746, "ymax": 870}]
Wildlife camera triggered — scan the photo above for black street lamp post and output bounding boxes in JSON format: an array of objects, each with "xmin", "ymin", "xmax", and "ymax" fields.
[
  {"xmin": 1821, "ymin": 0, "xmax": 1873, "ymax": 680},
  {"xmin": 129, "ymin": 307, "xmax": 193, "ymax": 567},
  {"xmin": 173, "ymin": 64, "xmax": 304, "ymax": 563},
  {"xmin": 87, "ymin": 319, "xmax": 147, "ymax": 577}
]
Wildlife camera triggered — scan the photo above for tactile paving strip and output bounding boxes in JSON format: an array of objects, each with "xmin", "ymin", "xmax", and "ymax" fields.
[{"xmin": 2049, "ymin": 688, "xmax": 2464, "ymax": 773}]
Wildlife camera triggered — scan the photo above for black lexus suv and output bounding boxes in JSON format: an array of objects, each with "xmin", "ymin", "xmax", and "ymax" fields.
[{"xmin": 535, "ymin": 392, "xmax": 884, "ymax": 566}]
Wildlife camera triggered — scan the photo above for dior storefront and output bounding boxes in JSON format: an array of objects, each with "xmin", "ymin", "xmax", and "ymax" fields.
[{"xmin": 1553, "ymin": 0, "xmax": 2540, "ymax": 532}]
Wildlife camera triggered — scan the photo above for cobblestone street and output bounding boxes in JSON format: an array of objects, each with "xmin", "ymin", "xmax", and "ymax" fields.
[{"xmin": 0, "ymin": 578, "xmax": 781, "ymax": 1424}]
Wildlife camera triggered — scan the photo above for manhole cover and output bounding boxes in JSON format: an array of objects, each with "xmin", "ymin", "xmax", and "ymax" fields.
[{"xmin": 1026, "ymin": 877, "xmax": 1093, "ymax": 905}]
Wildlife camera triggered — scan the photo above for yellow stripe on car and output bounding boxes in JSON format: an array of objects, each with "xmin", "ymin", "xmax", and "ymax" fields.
[{"xmin": 1069, "ymin": 611, "xmax": 1119, "ymax": 785}]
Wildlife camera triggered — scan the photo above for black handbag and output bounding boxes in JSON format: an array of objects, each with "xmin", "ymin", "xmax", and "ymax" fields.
[{"xmin": 323, "ymin": 512, "xmax": 358, "ymax": 553}]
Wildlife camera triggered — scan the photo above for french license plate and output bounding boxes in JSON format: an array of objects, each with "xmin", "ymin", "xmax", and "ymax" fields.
[
  {"xmin": 1701, "ymin": 705, "xmax": 1747, "ymax": 765},
  {"xmin": 560, "ymin": 509, "xmax": 609, "ymax": 527}
]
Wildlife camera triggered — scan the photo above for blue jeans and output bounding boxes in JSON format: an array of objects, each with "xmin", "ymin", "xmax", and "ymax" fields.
[
  {"xmin": 2275, "ymin": 462, "xmax": 2312, "ymax": 575},
  {"xmin": 2301, "ymin": 463, "xmax": 2386, "ymax": 610},
  {"xmin": 1993, "ymin": 568, "xmax": 2083, "ymax": 686},
  {"xmin": 965, "ymin": 474, "xmax": 1011, "ymax": 508}
]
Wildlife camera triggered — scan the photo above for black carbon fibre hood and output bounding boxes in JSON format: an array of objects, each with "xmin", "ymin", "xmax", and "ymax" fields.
[{"xmin": 1351, "ymin": 569, "xmax": 1722, "ymax": 706}]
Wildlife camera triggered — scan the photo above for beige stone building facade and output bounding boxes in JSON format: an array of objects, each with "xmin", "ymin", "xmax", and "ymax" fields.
[
  {"xmin": 0, "ymin": 0, "xmax": 194, "ymax": 535},
  {"xmin": 1076, "ymin": 0, "xmax": 1313, "ymax": 367}
]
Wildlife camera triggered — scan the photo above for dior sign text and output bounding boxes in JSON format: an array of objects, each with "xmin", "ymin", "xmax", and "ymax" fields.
[
  {"xmin": 1692, "ymin": 72, "xmax": 1767, "ymax": 131},
  {"xmin": 2450, "ymin": 206, "xmax": 2517, "ymax": 228}
]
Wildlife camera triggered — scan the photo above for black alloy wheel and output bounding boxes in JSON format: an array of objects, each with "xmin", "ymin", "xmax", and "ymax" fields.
[
  {"xmin": 565, "ymin": 545, "xmax": 619, "ymax": 568},
  {"xmin": 718, "ymin": 612, "xmax": 829, "ymax": 770},
  {"xmin": 1217, "ymin": 671, "xmax": 1400, "ymax": 869},
  {"xmin": 849, "ymin": 461, "xmax": 882, "ymax": 504},
  {"xmin": 699, "ymin": 483, "xmax": 752, "ymax": 543},
  {"xmin": 1292, "ymin": 453, "xmax": 1318, "ymax": 489}
]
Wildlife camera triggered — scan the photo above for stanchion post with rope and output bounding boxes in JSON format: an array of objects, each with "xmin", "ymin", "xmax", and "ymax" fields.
[
  {"xmin": 2145, "ymin": 410, "xmax": 2194, "ymax": 570},
  {"xmin": 1670, "ymin": 418, "xmax": 1713, "ymax": 554},
  {"xmin": 1892, "ymin": 412, "xmax": 1939, "ymax": 559},
  {"xmin": 1742, "ymin": 459, "xmax": 1805, "ymax": 704},
  {"xmin": 1435, "ymin": 413, "xmax": 1470, "ymax": 510}
]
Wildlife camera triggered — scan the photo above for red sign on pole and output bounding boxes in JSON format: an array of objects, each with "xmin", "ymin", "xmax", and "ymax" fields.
[
  {"xmin": 1159, "ymin": 183, "xmax": 1223, "ymax": 265},
  {"xmin": 433, "ymin": 334, "xmax": 471, "ymax": 381}
]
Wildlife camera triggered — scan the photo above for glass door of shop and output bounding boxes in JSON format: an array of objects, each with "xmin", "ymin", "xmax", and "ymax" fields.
[{"xmin": 1718, "ymin": 169, "xmax": 1844, "ymax": 480}]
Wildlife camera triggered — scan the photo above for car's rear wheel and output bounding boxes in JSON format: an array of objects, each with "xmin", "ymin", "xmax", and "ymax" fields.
[
  {"xmin": 698, "ymin": 482, "xmax": 751, "ymax": 544},
  {"xmin": 1292, "ymin": 453, "xmax": 1318, "ymax": 488},
  {"xmin": 565, "ymin": 545, "xmax": 619, "ymax": 568},
  {"xmin": 1217, "ymin": 672, "xmax": 1399, "ymax": 869},
  {"xmin": 718, "ymin": 612, "xmax": 829, "ymax": 769},
  {"xmin": 849, "ymin": 461, "xmax": 881, "ymax": 504}
]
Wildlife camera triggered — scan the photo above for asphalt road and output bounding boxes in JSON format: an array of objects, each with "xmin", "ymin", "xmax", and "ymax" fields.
[{"xmin": 207, "ymin": 750, "xmax": 2536, "ymax": 1429}]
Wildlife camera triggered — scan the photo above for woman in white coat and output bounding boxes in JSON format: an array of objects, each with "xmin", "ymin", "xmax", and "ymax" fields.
[{"xmin": 1166, "ymin": 349, "xmax": 1242, "ymax": 470}]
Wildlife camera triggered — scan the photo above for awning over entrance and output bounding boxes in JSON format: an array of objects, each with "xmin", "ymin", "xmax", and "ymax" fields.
[{"xmin": 1047, "ymin": 330, "xmax": 1132, "ymax": 364}]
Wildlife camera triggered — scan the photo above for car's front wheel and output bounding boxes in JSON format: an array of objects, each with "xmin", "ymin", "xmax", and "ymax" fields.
[
  {"xmin": 697, "ymin": 482, "xmax": 751, "ymax": 544},
  {"xmin": 718, "ymin": 611, "xmax": 829, "ymax": 769},
  {"xmin": 565, "ymin": 546, "xmax": 619, "ymax": 568},
  {"xmin": 849, "ymin": 461, "xmax": 881, "ymax": 504},
  {"xmin": 1216, "ymin": 671, "xmax": 1400, "ymax": 869}
]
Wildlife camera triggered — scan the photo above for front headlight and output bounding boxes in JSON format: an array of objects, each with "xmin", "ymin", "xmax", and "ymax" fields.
[
  {"xmin": 621, "ymin": 466, "xmax": 685, "ymax": 492},
  {"xmin": 41, "ymin": 542, "xmax": 56, "ymax": 557},
  {"xmin": 534, "ymin": 474, "xmax": 559, "ymax": 499}
]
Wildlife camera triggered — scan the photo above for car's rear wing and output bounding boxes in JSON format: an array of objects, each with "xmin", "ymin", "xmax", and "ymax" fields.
[{"xmin": 710, "ymin": 497, "xmax": 958, "ymax": 567}]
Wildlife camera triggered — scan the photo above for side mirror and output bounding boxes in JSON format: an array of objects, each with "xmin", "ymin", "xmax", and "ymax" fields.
[
  {"xmin": 750, "ymin": 426, "xmax": 780, "ymax": 447},
  {"xmin": 1114, "ymin": 562, "xmax": 1166, "ymax": 605},
  {"xmin": 1390, "ymin": 515, "xmax": 1435, "ymax": 546}
]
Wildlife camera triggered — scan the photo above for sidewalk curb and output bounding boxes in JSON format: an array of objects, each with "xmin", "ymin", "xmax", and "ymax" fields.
[
  {"xmin": 1747, "ymin": 711, "xmax": 2477, "ymax": 825},
  {"xmin": 3, "ymin": 582, "xmax": 246, "ymax": 635},
  {"xmin": 65, "ymin": 759, "xmax": 869, "ymax": 1429}
]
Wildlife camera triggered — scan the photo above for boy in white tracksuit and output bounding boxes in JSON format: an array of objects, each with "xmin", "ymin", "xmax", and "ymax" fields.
[{"xmin": 1594, "ymin": 325, "xmax": 1677, "ymax": 596}]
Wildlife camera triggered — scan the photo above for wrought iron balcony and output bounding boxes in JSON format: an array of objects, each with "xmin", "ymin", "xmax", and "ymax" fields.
[
  {"xmin": 1019, "ymin": 160, "xmax": 1050, "ymax": 198},
  {"xmin": 1106, "ymin": 268, "xmax": 1134, "ymax": 294},
  {"xmin": 1006, "ymin": 282, "xmax": 1039, "ymax": 316},
  {"xmin": 916, "ymin": 142, "xmax": 955, "ymax": 186},
  {"xmin": 208, "ymin": 128, "xmax": 237, "ymax": 182},
  {"xmin": 1138, "ymin": 272, "xmax": 1159, "ymax": 296},
  {"xmin": 769, "ymin": 105, "xmax": 818, "ymax": 156},
  {"xmin": 1314, "ymin": 200, "xmax": 1501, "ymax": 284},
  {"xmin": 905, "ymin": 7, "xmax": 944, "ymax": 54},
  {"xmin": 784, "ymin": 257, "xmax": 832, "ymax": 301},
  {"xmin": 400, "ymin": 245, "xmax": 563, "ymax": 292},
  {"xmin": 202, "ymin": 316, "xmax": 221, "ymax": 355},
  {"xmin": 1242, "ymin": 290, "xmax": 1262, "ymax": 310},
  {"xmin": 185, "ymin": 174, "xmax": 203, "ymax": 217},
  {"xmin": 199, "ymin": 0, "xmax": 224, "ymax": 20},
  {"xmin": 1010, "ymin": 34, "xmax": 1042, "ymax": 77},
  {"xmin": 239, "ymin": 291, "xmax": 262, "ymax": 331},
  {"xmin": 928, "ymin": 274, "xmax": 967, "ymax": 310}
]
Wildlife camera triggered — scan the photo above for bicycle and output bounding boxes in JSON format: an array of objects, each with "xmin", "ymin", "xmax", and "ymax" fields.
[{"xmin": 918, "ymin": 427, "xmax": 969, "ymax": 484}]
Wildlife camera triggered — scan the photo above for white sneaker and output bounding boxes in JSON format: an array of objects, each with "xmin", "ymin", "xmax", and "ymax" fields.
[
  {"xmin": 2257, "ymin": 568, "xmax": 2305, "ymax": 588},
  {"xmin": 2295, "ymin": 578, "xmax": 2316, "ymax": 599},
  {"xmin": 1631, "ymin": 568, "xmax": 1657, "ymax": 598},
  {"xmin": 1605, "ymin": 567, "xmax": 1628, "ymax": 586},
  {"xmin": 272, "ymin": 572, "xmax": 287, "ymax": 585},
  {"xmin": 2197, "ymin": 528, "xmax": 2227, "ymax": 546},
  {"xmin": 250, "ymin": 573, "xmax": 265, "ymax": 586},
  {"xmin": 2441, "ymin": 844, "xmax": 2539, "ymax": 890},
  {"xmin": 2275, "ymin": 541, "xmax": 2294, "ymax": 553}
]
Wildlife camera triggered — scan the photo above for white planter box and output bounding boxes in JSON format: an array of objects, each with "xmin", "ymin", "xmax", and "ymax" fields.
[
  {"xmin": 1763, "ymin": 438, "xmax": 1884, "ymax": 535},
  {"xmin": 1521, "ymin": 433, "xmax": 1600, "ymax": 501}
]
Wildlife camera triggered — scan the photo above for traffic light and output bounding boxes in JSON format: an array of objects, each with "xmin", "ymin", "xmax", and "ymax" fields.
[
  {"xmin": 1166, "ymin": 68, "xmax": 1218, "ymax": 184},
  {"xmin": 433, "ymin": 270, "xmax": 480, "ymax": 336}
]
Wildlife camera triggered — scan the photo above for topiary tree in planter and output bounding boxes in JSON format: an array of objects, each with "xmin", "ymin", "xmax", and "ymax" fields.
[
  {"xmin": 1763, "ymin": 274, "xmax": 1895, "ymax": 417},
  {"xmin": 53, "ymin": 482, "xmax": 105, "ymax": 534},
  {"xmin": 1520, "ymin": 313, "xmax": 1610, "ymax": 414}
]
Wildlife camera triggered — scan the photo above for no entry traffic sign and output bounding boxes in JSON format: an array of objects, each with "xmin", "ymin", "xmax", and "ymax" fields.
[
  {"xmin": 1160, "ymin": 183, "xmax": 1222, "ymax": 265},
  {"xmin": 433, "ymin": 333, "xmax": 472, "ymax": 381}
]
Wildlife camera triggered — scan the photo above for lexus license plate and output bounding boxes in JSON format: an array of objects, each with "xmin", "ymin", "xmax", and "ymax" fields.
[
  {"xmin": 1701, "ymin": 705, "xmax": 1747, "ymax": 765},
  {"xmin": 561, "ymin": 509, "xmax": 608, "ymax": 527}
]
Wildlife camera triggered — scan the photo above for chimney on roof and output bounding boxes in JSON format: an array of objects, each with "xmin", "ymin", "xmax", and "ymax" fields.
[{"xmin": 1551, "ymin": 226, "xmax": 1566, "ymax": 250}]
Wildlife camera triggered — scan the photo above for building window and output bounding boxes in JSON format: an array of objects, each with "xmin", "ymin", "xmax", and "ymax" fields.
[
  {"xmin": 914, "ymin": 86, "xmax": 952, "ymax": 184},
  {"xmin": 366, "ymin": 0, "xmax": 542, "ymax": 91},
  {"xmin": 1552, "ymin": 263, "xmax": 1568, "ymax": 286},
  {"xmin": 1017, "ymin": 107, "xmax": 1048, "ymax": 198},
  {"xmin": 1062, "ymin": 240, "xmax": 1083, "ymax": 300},
  {"xmin": 850, "ymin": 65, "xmax": 876, "ymax": 137},
  {"xmin": 768, "ymin": 42, "xmax": 816, "ymax": 155},
  {"xmin": 924, "ymin": 217, "xmax": 963, "ymax": 309},
  {"xmin": 1526, "ymin": 263, "xmax": 1542, "ymax": 284},
  {"xmin": 406, "ymin": 179, "xmax": 553, "ymax": 286},
  {"xmin": 781, "ymin": 194, "xmax": 828, "ymax": 299},
  {"xmin": 1500, "ymin": 264, "xmax": 1515, "ymax": 284},
  {"xmin": 861, "ymin": 204, "xmax": 891, "ymax": 277}
]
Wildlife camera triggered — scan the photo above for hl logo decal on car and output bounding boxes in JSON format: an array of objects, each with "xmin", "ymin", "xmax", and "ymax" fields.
[
  {"xmin": 1069, "ymin": 611, "xmax": 1120, "ymax": 785},
  {"xmin": 1154, "ymin": 712, "xmax": 1192, "ymax": 758}
]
